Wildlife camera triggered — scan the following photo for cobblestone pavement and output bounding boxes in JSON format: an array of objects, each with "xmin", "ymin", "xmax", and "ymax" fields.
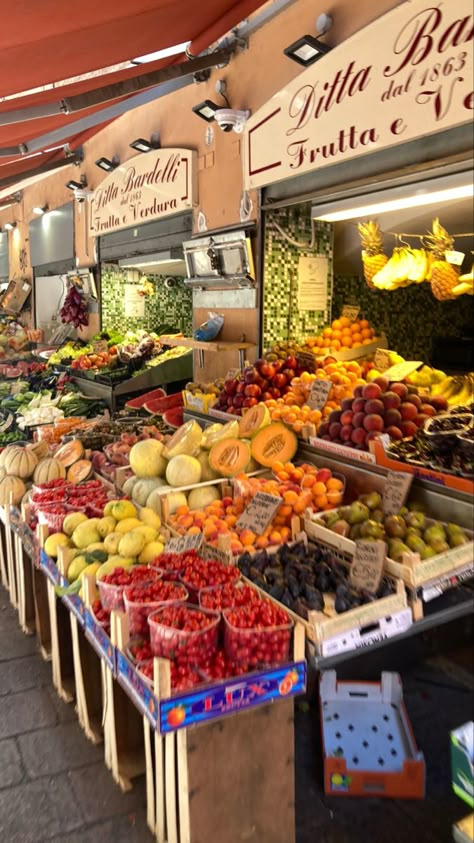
[{"xmin": 1, "ymin": 586, "xmax": 471, "ymax": 842}]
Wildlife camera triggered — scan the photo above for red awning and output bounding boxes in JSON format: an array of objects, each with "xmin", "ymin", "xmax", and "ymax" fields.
[{"xmin": 0, "ymin": 0, "xmax": 264, "ymax": 190}]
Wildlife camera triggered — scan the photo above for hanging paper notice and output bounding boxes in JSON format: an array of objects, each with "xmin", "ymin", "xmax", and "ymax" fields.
[
  {"xmin": 341, "ymin": 304, "xmax": 360, "ymax": 321},
  {"xmin": 308, "ymin": 379, "xmax": 332, "ymax": 410},
  {"xmin": 297, "ymin": 256, "xmax": 328, "ymax": 311},
  {"xmin": 124, "ymin": 285, "xmax": 145, "ymax": 318},
  {"xmin": 165, "ymin": 534, "xmax": 203, "ymax": 554},
  {"xmin": 237, "ymin": 492, "xmax": 282, "ymax": 535},
  {"xmin": 350, "ymin": 540, "xmax": 386, "ymax": 593},
  {"xmin": 374, "ymin": 349, "xmax": 391, "ymax": 371},
  {"xmin": 383, "ymin": 471, "xmax": 413, "ymax": 515},
  {"xmin": 225, "ymin": 368, "xmax": 241, "ymax": 382}
]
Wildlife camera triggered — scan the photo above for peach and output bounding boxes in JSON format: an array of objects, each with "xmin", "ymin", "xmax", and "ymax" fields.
[
  {"xmin": 187, "ymin": 526, "xmax": 202, "ymax": 535},
  {"xmin": 420, "ymin": 403, "xmax": 436, "ymax": 417},
  {"xmin": 329, "ymin": 422, "xmax": 342, "ymax": 438},
  {"xmin": 318, "ymin": 423, "xmax": 329, "ymax": 437},
  {"xmin": 415, "ymin": 413, "xmax": 430, "ymax": 428},
  {"xmin": 365, "ymin": 398, "xmax": 384, "ymax": 416},
  {"xmin": 340, "ymin": 410, "xmax": 354, "ymax": 426},
  {"xmin": 400, "ymin": 402, "xmax": 418, "ymax": 421},
  {"xmin": 353, "ymin": 385, "xmax": 364, "ymax": 398},
  {"xmin": 327, "ymin": 410, "xmax": 342, "ymax": 425},
  {"xmin": 340, "ymin": 424, "xmax": 354, "ymax": 441},
  {"xmin": 327, "ymin": 490, "xmax": 343, "ymax": 506},
  {"xmin": 363, "ymin": 414, "xmax": 384, "ymax": 432},
  {"xmin": 316, "ymin": 468, "xmax": 332, "ymax": 484},
  {"xmin": 221, "ymin": 496, "xmax": 233, "ymax": 509},
  {"xmin": 384, "ymin": 408, "xmax": 402, "ymax": 427},
  {"xmin": 240, "ymin": 529, "xmax": 257, "ymax": 546},
  {"xmin": 269, "ymin": 530, "xmax": 282, "ymax": 544},
  {"xmin": 255, "ymin": 536, "xmax": 270, "ymax": 549},
  {"xmin": 175, "ymin": 505, "xmax": 190, "ymax": 517},
  {"xmin": 373, "ymin": 376, "xmax": 390, "ymax": 392},
  {"xmin": 400, "ymin": 420, "xmax": 418, "ymax": 438},
  {"xmin": 177, "ymin": 514, "xmax": 194, "ymax": 529},
  {"xmin": 430, "ymin": 395, "xmax": 448, "ymax": 412},
  {"xmin": 352, "ymin": 397, "xmax": 366, "ymax": 414},
  {"xmin": 352, "ymin": 411, "xmax": 365, "ymax": 428},
  {"xmin": 341, "ymin": 398, "xmax": 353, "ymax": 412},
  {"xmin": 408, "ymin": 393, "xmax": 422, "ymax": 410},
  {"xmin": 362, "ymin": 383, "xmax": 382, "ymax": 400},
  {"xmin": 390, "ymin": 382, "xmax": 409, "ymax": 399},
  {"xmin": 365, "ymin": 431, "xmax": 381, "ymax": 443},
  {"xmin": 386, "ymin": 425, "xmax": 403, "ymax": 440},
  {"xmin": 382, "ymin": 391, "xmax": 401, "ymax": 410},
  {"xmin": 351, "ymin": 427, "xmax": 367, "ymax": 445},
  {"xmin": 326, "ymin": 477, "xmax": 343, "ymax": 491}
]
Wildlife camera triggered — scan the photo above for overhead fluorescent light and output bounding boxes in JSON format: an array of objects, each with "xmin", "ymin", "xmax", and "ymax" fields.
[
  {"xmin": 32, "ymin": 205, "xmax": 48, "ymax": 215},
  {"xmin": 312, "ymin": 175, "xmax": 474, "ymax": 222},
  {"xmin": 131, "ymin": 42, "xmax": 189, "ymax": 64}
]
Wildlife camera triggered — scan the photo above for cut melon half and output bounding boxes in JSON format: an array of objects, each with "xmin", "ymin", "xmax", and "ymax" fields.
[
  {"xmin": 209, "ymin": 439, "xmax": 251, "ymax": 477},
  {"xmin": 162, "ymin": 420, "xmax": 203, "ymax": 459},
  {"xmin": 238, "ymin": 404, "xmax": 271, "ymax": 438},
  {"xmin": 251, "ymin": 423, "xmax": 298, "ymax": 468},
  {"xmin": 201, "ymin": 420, "xmax": 240, "ymax": 450}
]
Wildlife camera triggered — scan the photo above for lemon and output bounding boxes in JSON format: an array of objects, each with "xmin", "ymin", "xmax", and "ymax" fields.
[
  {"xmin": 62, "ymin": 512, "xmax": 88, "ymax": 537},
  {"xmin": 119, "ymin": 532, "xmax": 146, "ymax": 558},
  {"xmin": 115, "ymin": 517, "xmax": 142, "ymax": 534},
  {"xmin": 111, "ymin": 500, "xmax": 138, "ymax": 521},
  {"xmin": 139, "ymin": 507, "xmax": 162, "ymax": 530},
  {"xmin": 131, "ymin": 525, "xmax": 158, "ymax": 544},
  {"xmin": 103, "ymin": 532, "xmax": 122, "ymax": 555},
  {"xmin": 97, "ymin": 516, "xmax": 117, "ymax": 538},
  {"xmin": 44, "ymin": 533, "xmax": 71, "ymax": 558},
  {"xmin": 138, "ymin": 541, "xmax": 165, "ymax": 564}
]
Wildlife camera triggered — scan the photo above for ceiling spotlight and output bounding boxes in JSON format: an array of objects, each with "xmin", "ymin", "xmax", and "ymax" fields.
[
  {"xmin": 285, "ymin": 14, "xmax": 333, "ymax": 66},
  {"xmin": 3, "ymin": 222, "xmax": 16, "ymax": 230},
  {"xmin": 129, "ymin": 137, "xmax": 160, "ymax": 153},
  {"xmin": 66, "ymin": 176, "xmax": 87, "ymax": 191},
  {"xmin": 95, "ymin": 156, "xmax": 120, "ymax": 172},
  {"xmin": 32, "ymin": 205, "xmax": 48, "ymax": 215},
  {"xmin": 192, "ymin": 100, "xmax": 224, "ymax": 122}
]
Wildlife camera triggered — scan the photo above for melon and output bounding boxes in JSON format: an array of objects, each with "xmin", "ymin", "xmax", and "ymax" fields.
[
  {"xmin": 130, "ymin": 439, "xmax": 167, "ymax": 478},
  {"xmin": 67, "ymin": 459, "xmax": 92, "ymax": 484},
  {"xmin": 132, "ymin": 477, "xmax": 167, "ymax": 507},
  {"xmin": 146, "ymin": 486, "xmax": 171, "ymax": 515},
  {"xmin": 0, "ymin": 445, "xmax": 22, "ymax": 469},
  {"xmin": 27, "ymin": 441, "xmax": 49, "ymax": 460},
  {"xmin": 187, "ymin": 485, "xmax": 220, "ymax": 511},
  {"xmin": 241, "ymin": 440, "xmax": 259, "ymax": 473},
  {"xmin": 251, "ymin": 423, "xmax": 297, "ymax": 468},
  {"xmin": 196, "ymin": 451, "xmax": 220, "ymax": 482},
  {"xmin": 201, "ymin": 421, "xmax": 240, "ymax": 450},
  {"xmin": 209, "ymin": 439, "xmax": 251, "ymax": 477},
  {"xmin": 238, "ymin": 404, "xmax": 271, "ymax": 438},
  {"xmin": 4, "ymin": 447, "xmax": 37, "ymax": 479},
  {"xmin": 162, "ymin": 420, "xmax": 202, "ymax": 459},
  {"xmin": 162, "ymin": 490, "xmax": 188, "ymax": 516},
  {"xmin": 33, "ymin": 458, "xmax": 66, "ymax": 484},
  {"xmin": 122, "ymin": 475, "xmax": 139, "ymax": 497},
  {"xmin": 0, "ymin": 475, "xmax": 26, "ymax": 506},
  {"xmin": 54, "ymin": 439, "xmax": 84, "ymax": 467},
  {"xmin": 166, "ymin": 454, "xmax": 201, "ymax": 487}
]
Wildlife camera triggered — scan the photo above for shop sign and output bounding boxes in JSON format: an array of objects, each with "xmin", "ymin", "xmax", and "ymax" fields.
[
  {"xmin": 244, "ymin": 0, "xmax": 473, "ymax": 189},
  {"xmin": 236, "ymin": 491, "xmax": 282, "ymax": 534},
  {"xmin": 89, "ymin": 149, "xmax": 197, "ymax": 236}
]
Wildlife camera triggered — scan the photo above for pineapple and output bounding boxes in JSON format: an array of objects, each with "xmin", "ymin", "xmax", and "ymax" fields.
[
  {"xmin": 426, "ymin": 218, "xmax": 459, "ymax": 301},
  {"xmin": 357, "ymin": 221, "xmax": 388, "ymax": 289}
]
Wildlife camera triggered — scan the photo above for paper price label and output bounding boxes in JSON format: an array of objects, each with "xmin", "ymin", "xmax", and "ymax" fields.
[
  {"xmin": 382, "ymin": 360, "xmax": 423, "ymax": 382},
  {"xmin": 383, "ymin": 470, "xmax": 413, "ymax": 515},
  {"xmin": 308, "ymin": 379, "xmax": 332, "ymax": 410},
  {"xmin": 445, "ymin": 250, "xmax": 464, "ymax": 266},
  {"xmin": 165, "ymin": 533, "xmax": 203, "ymax": 554},
  {"xmin": 296, "ymin": 351, "xmax": 316, "ymax": 373},
  {"xmin": 236, "ymin": 492, "xmax": 282, "ymax": 535},
  {"xmin": 341, "ymin": 304, "xmax": 360, "ymax": 321},
  {"xmin": 201, "ymin": 541, "xmax": 233, "ymax": 566},
  {"xmin": 92, "ymin": 340, "xmax": 108, "ymax": 354},
  {"xmin": 374, "ymin": 348, "xmax": 391, "ymax": 371},
  {"xmin": 224, "ymin": 368, "xmax": 241, "ymax": 382},
  {"xmin": 350, "ymin": 540, "xmax": 386, "ymax": 593}
]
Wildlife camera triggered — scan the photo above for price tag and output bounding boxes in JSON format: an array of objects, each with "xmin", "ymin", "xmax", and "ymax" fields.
[
  {"xmin": 307, "ymin": 379, "xmax": 331, "ymax": 410},
  {"xmin": 383, "ymin": 360, "xmax": 423, "ymax": 382},
  {"xmin": 296, "ymin": 351, "xmax": 316, "ymax": 373},
  {"xmin": 350, "ymin": 540, "xmax": 386, "ymax": 593},
  {"xmin": 445, "ymin": 250, "xmax": 465, "ymax": 266},
  {"xmin": 236, "ymin": 491, "xmax": 282, "ymax": 535},
  {"xmin": 374, "ymin": 349, "xmax": 391, "ymax": 371},
  {"xmin": 341, "ymin": 304, "xmax": 360, "ymax": 321},
  {"xmin": 224, "ymin": 368, "xmax": 241, "ymax": 382},
  {"xmin": 165, "ymin": 533, "xmax": 203, "ymax": 554},
  {"xmin": 200, "ymin": 541, "xmax": 233, "ymax": 566},
  {"xmin": 92, "ymin": 340, "xmax": 108, "ymax": 354},
  {"xmin": 383, "ymin": 470, "xmax": 413, "ymax": 515}
]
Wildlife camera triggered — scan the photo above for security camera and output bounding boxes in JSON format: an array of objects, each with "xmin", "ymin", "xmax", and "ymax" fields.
[{"xmin": 214, "ymin": 108, "xmax": 250, "ymax": 133}]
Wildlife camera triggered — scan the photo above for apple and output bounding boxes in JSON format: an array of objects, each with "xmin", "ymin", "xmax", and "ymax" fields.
[
  {"xmin": 243, "ymin": 367, "xmax": 259, "ymax": 384},
  {"xmin": 285, "ymin": 356, "xmax": 298, "ymax": 370},
  {"xmin": 259, "ymin": 363, "xmax": 275, "ymax": 379},
  {"xmin": 415, "ymin": 413, "xmax": 430, "ymax": 428},
  {"xmin": 351, "ymin": 427, "xmax": 367, "ymax": 445},
  {"xmin": 408, "ymin": 393, "xmax": 422, "ymax": 410},
  {"xmin": 328, "ymin": 410, "xmax": 342, "ymax": 425},
  {"xmin": 224, "ymin": 379, "xmax": 238, "ymax": 394},
  {"xmin": 329, "ymin": 422, "xmax": 342, "ymax": 438},
  {"xmin": 227, "ymin": 396, "xmax": 234, "ymax": 407},
  {"xmin": 318, "ymin": 423, "xmax": 329, "ymax": 438},
  {"xmin": 262, "ymin": 391, "xmax": 273, "ymax": 402},
  {"xmin": 282, "ymin": 368, "xmax": 296, "ymax": 381},
  {"xmin": 420, "ymin": 403, "xmax": 436, "ymax": 417},
  {"xmin": 269, "ymin": 387, "xmax": 281, "ymax": 399},
  {"xmin": 273, "ymin": 373, "xmax": 288, "ymax": 389},
  {"xmin": 384, "ymin": 408, "xmax": 402, "ymax": 427},
  {"xmin": 353, "ymin": 385, "xmax": 364, "ymax": 398}
]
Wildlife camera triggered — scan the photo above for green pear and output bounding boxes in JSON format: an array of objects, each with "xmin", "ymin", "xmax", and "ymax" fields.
[{"xmin": 347, "ymin": 502, "xmax": 370, "ymax": 525}]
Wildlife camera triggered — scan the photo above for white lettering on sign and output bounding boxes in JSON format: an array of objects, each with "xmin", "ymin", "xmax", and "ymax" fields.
[
  {"xmin": 244, "ymin": 0, "xmax": 473, "ymax": 190},
  {"xmin": 374, "ymin": 349, "xmax": 391, "ymax": 371},
  {"xmin": 341, "ymin": 304, "xmax": 360, "ymax": 322},
  {"xmin": 165, "ymin": 534, "xmax": 203, "ymax": 554},
  {"xmin": 383, "ymin": 471, "xmax": 413, "ymax": 515},
  {"xmin": 89, "ymin": 149, "xmax": 197, "ymax": 236},
  {"xmin": 350, "ymin": 540, "xmax": 387, "ymax": 593},
  {"xmin": 308, "ymin": 379, "xmax": 332, "ymax": 410},
  {"xmin": 236, "ymin": 492, "xmax": 282, "ymax": 535}
]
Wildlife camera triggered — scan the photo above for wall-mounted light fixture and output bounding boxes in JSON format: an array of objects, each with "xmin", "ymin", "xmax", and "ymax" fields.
[
  {"xmin": 95, "ymin": 156, "xmax": 120, "ymax": 172},
  {"xmin": 32, "ymin": 205, "xmax": 48, "ymax": 215},
  {"xmin": 284, "ymin": 13, "xmax": 333, "ymax": 66},
  {"xmin": 66, "ymin": 175, "xmax": 87, "ymax": 191},
  {"xmin": 3, "ymin": 221, "xmax": 16, "ymax": 230},
  {"xmin": 129, "ymin": 137, "xmax": 160, "ymax": 153},
  {"xmin": 192, "ymin": 100, "xmax": 222, "ymax": 122}
]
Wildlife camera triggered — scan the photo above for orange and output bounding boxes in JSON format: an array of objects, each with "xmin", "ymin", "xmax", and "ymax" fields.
[
  {"xmin": 240, "ymin": 529, "xmax": 257, "ymax": 546},
  {"xmin": 361, "ymin": 328, "xmax": 371, "ymax": 339},
  {"xmin": 278, "ymin": 504, "xmax": 293, "ymax": 518},
  {"xmin": 327, "ymin": 490, "xmax": 343, "ymax": 506},
  {"xmin": 341, "ymin": 336, "xmax": 352, "ymax": 347},
  {"xmin": 359, "ymin": 319, "xmax": 369, "ymax": 329},
  {"xmin": 332, "ymin": 329, "xmax": 342, "ymax": 340},
  {"xmin": 352, "ymin": 332, "xmax": 362, "ymax": 343},
  {"xmin": 332, "ymin": 319, "xmax": 342, "ymax": 331},
  {"xmin": 363, "ymin": 337, "xmax": 373, "ymax": 345},
  {"xmin": 331, "ymin": 339, "xmax": 341, "ymax": 350},
  {"xmin": 322, "ymin": 327, "xmax": 332, "ymax": 338},
  {"xmin": 312, "ymin": 481, "xmax": 327, "ymax": 497},
  {"xmin": 269, "ymin": 530, "xmax": 282, "ymax": 544},
  {"xmin": 326, "ymin": 477, "xmax": 344, "ymax": 491},
  {"xmin": 313, "ymin": 494, "xmax": 328, "ymax": 509},
  {"xmin": 339, "ymin": 316, "xmax": 350, "ymax": 328},
  {"xmin": 175, "ymin": 505, "xmax": 189, "ymax": 517},
  {"xmin": 341, "ymin": 327, "xmax": 352, "ymax": 337},
  {"xmin": 283, "ymin": 490, "xmax": 299, "ymax": 505}
]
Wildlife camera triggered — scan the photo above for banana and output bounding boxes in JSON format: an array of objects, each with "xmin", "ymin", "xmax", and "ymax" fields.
[
  {"xmin": 437, "ymin": 376, "xmax": 459, "ymax": 400},
  {"xmin": 452, "ymin": 280, "xmax": 474, "ymax": 296}
]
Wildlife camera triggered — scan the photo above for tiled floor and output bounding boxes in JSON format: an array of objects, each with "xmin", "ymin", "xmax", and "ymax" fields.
[{"xmin": 0, "ymin": 584, "xmax": 471, "ymax": 843}]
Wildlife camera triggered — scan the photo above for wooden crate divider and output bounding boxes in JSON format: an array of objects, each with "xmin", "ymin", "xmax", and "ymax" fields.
[
  {"xmin": 4, "ymin": 500, "xmax": 18, "ymax": 608},
  {"xmin": 14, "ymin": 529, "xmax": 36, "ymax": 635},
  {"xmin": 0, "ymin": 508, "xmax": 8, "ymax": 588}
]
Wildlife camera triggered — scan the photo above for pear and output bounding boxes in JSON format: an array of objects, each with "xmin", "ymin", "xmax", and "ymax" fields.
[
  {"xmin": 405, "ymin": 511, "xmax": 426, "ymax": 531},
  {"xmin": 406, "ymin": 533, "xmax": 427, "ymax": 554},
  {"xmin": 388, "ymin": 541, "xmax": 411, "ymax": 562},
  {"xmin": 384, "ymin": 515, "xmax": 407, "ymax": 539},
  {"xmin": 429, "ymin": 538, "xmax": 450, "ymax": 554},
  {"xmin": 448, "ymin": 531, "xmax": 469, "ymax": 548},
  {"xmin": 408, "ymin": 501, "xmax": 426, "ymax": 513},
  {"xmin": 371, "ymin": 508, "xmax": 385, "ymax": 524},
  {"xmin": 331, "ymin": 520, "xmax": 351, "ymax": 537},
  {"xmin": 424, "ymin": 524, "xmax": 446, "ymax": 545},
  {"xmin": 350, "ymin": 524, "xmax": 363, "ymax": 541},
  {"xmin": 359, "ymin": 492, "xmax": 382, "ymax": 511},
  {"xmin": 347, "ymin": 502, "xmax": 370, "ymax": 525},
  {"xmin": 360, "ymin": 520, "xmax": 385, "ymax": 540}
]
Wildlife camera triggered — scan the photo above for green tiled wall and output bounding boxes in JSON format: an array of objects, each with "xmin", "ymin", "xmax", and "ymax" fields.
[
  {"xmin": 101, "ymin": 266, "xmax": 192, "ymax": 335},
  {"xmin": 263, "ymin": 204, "xmax": 333, "ymax": 348}
]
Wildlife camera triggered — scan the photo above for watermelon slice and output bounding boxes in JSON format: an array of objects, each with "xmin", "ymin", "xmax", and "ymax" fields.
[
  {"xmin": 125, "ymin": 387, "xmax": 166, "ymax": 411},
  {"xmin": 163, "ymin": 407, "xmax": 184, "ymax": 429},
  {"xmin": 144, "ymin": 392, "xmax": 183, "ymax": 415}
]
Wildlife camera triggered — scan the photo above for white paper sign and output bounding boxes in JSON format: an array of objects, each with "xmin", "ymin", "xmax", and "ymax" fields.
[
  {"xmin": 236, "ymin": 492, "xmax": 282, "ymax": 535},
  {"xmin": 341, "ymin": 304, "xmax": 360, "ymax": 322},
  {"xmin": 383, "ymin": 470, "xmax": 413, "ymax": 515},
  {"xmin": 350, "ymin": 540, "xmax": 386, "ymax": 593},
  {"xmin": 374, "ymin": 349, "xmax": 391, "ymax": 371},
  {"xmin": 297, "ymin": 256, "xmax": 328, "ymax": 311},
  {"xmin": 124, "ymin": 285, "xmax": 145, "ymax": 318},
  {"xmin": 165, "ymin": 534, "xmax": 203, "ymax": 554},
  {"xmin": 308, "ymin": 379, "xmax": 332, "ymax": 410}
]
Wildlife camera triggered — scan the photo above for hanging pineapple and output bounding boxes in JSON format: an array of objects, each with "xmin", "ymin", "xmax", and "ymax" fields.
[
  {"xmin": 357, "ymin": 221, "xmax": 388, "ymax": 289},
  {"xmin": 426, "ymin": 218, "xmax": 459, "ymax": 301}
]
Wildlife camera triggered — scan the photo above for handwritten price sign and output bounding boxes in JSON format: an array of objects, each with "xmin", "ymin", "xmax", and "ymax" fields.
[
  {"xmin": 350, "ymin": 540, "xmax": 386, "ymax": 593},
  {"xmin": 341, "ymin": 304, "xmax": 360, "ymax": 321},
  {"xmin": 237, "ymin": 492, "xmax": 282, "ymax": 535},
  {"xmin": 165, "ymin": 534, "xmax": 203, "ymax": 554},
  {"xmin": 308, "ymin": 379, "xmax": 332, "ymax": 410},
  {"xmin": 383, "ymin": 471, "xmax": 413, "ymax": 515}
]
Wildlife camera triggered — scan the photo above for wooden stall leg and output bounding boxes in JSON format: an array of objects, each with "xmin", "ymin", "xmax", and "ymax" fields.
[
  {"xmin": 32, "ymin": 564, "xmax": 52, "ymax": 661},
  {"xmin": 70, "ymin": 615, "xmax": 103, "ymax": 744},
  {"xmin": 4, "ymin": 509, "xmax": 18, "ymax": 607},
  {"xmin": 108, "ymin": 673, "xmax": 146, "ymax": 792},
  {"xmin": 165, "ymin": 732, "xmax": 179, "ymax": 843},
  {"xmin": 15, "ymin": 536, "xmax": 36, "ymax": 635},
  {"xmin": 46, "ymin": 579, "xmax": 75, "ymax": 702},
  {"xmin": 153, "ymin": 728, "xmax": 166, "ymax": 842},
  {"xmin": 0, "ymin": 519, "xmax": 9, "ymax": 589},
  {"xmin": 143, "ymin": 717, "xmax": 156, "ymax": 834},
  {"xmin": 177, "ymin": 730, "xmax": 191, "ymax": 843}
]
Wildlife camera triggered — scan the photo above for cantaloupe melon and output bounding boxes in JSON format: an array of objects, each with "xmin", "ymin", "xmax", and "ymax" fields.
[
  {"xmin": 146, "ymin": 486, "xmax": 171, "ymax": 515},
  {"xmin": 187, "ymin": 485, "xmax": 220, "ymax": 510},
  {"xmin": 4, "ymin": 447, "xmax": 37, "ymax": 479},
  {"xmin": 196, "ymin": 451, "xmax": 220, "ymax": 481},
  {"xmin": 201, "ymin": 420, "xmax": 240, "ymax": 450},
  {"xmin": 251, "ymin": 423, "xmax": 297, "ymax": 468},
  {"xmin": 209, "ymin": 439, "xmax": 251, "ymax": 477},
  {"xmin": 130, "ymin": 439, "xmax": 166, "ymax": 478},
  {"xmin": 132, "ymin": 477, "xmax": 167, "ymax": 507},
  {"xmin": 166, "ymin": 454, "xmax": 201, "ymax": 487},
  {"xmin": 122, "ymin": 475, "xmax": 139, "ymax": 497},
  {"xmin": 238, "ymin": 405, "xmax": 271, "ymax": 438},
  {"xmin": 34, "ymin": 458, "xmax": 66, "ymax": 485},
  {"xmin": 162, "ymin": 420, "xmax": 202, "ymax": 459}
]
